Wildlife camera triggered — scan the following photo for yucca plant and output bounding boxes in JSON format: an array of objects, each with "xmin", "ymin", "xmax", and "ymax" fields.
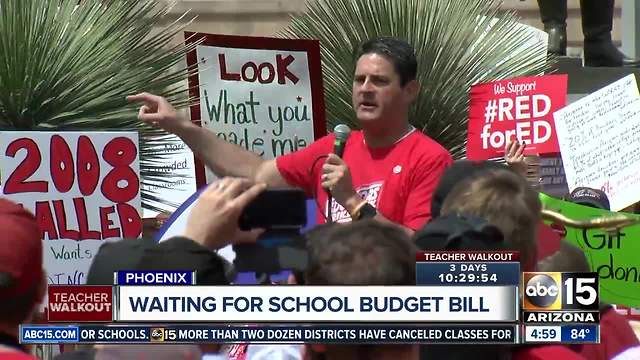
[
  {"xmin": 282, "ymin": 0, "xmax": 551, "ymax": 158},
  {"xmin": 0, "ymin": 0, "xmax": 198, "ymax": 213}
]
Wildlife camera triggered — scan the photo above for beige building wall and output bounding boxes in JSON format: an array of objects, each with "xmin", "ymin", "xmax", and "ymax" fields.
[
  {"xmin": 163, "ymin": 0, "xmax": 306, "ymax": 38},
  {"xmin": 163, "ymin": 0, "xmax": 623, "ymax": 52}
]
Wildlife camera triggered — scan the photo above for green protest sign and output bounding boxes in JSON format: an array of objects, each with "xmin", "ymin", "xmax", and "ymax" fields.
[{"xmin": 539, "ymin": 193, "xmax": 640, "ymax": 307}]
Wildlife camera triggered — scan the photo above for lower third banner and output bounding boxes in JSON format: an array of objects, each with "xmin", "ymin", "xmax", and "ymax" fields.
[{"xmin": 20, "ymin": 324, "xmax": 518, "ymax": 344}]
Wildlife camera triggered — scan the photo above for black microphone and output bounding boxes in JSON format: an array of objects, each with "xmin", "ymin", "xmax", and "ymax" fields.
[
  {"xmin": 327, "ymin": 124, "xmax": 351, "ymax": 223},
  {"xmin": 332, "ymin": 124, "xmax": 351, "ymax": 157}
]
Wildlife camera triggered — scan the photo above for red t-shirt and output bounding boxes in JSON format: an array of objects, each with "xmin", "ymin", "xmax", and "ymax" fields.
[
  {"xmin": 276, "ymin": 129, "xmax": 452, "ymax": 230},
  {"xmin": 0, "ymin": 351, "xmax": 38, "ymax": 360},
  {"xmin": 572, "ymin": 306, "xmax": 640, "ymax": 360},
  {"xmin": 513, "ymin": 345, "xmax": 587, "ymax": 360}
]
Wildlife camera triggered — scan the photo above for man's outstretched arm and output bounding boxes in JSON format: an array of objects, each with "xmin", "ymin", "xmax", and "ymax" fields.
[{"xmin": 127, "ymin": 93, "xmax": 288, "ymax": 187}]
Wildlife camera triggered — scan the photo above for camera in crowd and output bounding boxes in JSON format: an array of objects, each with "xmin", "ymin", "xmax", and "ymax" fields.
[{"xmin": 234, "ymin": 189, "xmax": 310, "ymax": 274}]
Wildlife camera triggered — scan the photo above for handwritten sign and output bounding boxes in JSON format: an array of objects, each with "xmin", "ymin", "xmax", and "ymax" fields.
[
  {"xmin": 553, "ymin": 74, "xmax": 640, "ymax": 211},
  {"xmin": 0, "ymin": 132, "xmax": 141, "ymax": 286},
  {"xmin": 141, "ymin": 134, "xmax": 196, "ymax": 218},
  {"xmin": 185, "ymin": 33, "xmax": 326, "ymax": 184},
  {"xmin": 540, "ymin": 193, "xmax": 640, "ymax": 307},
  {"xmin": 467, "ymin": 74, "xmax": 567, "ymax": 160}
]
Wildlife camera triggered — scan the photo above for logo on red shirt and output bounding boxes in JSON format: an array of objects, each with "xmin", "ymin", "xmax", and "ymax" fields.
[{"xmin": 329, "ymin": 182, "xmax": 382, "ymax": 222}]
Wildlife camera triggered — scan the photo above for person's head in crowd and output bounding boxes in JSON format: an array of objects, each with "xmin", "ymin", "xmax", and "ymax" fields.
[
  {"xmin": 303, "ymin": 220, "xmax": 418, "ymax": 360},
  {"xmin": 440, "ymin": 168, "xmax": 542, "ymax": 272},
  {"xmin": 413, "ymin": 212, "xmax": 506, "ymax": 253},
  {"xmin": 537, "ymin": 186, "xmax": 609, "ymax": 274},
  {"xmin": 430, "ymin": 160, "xmax": 507, "ymax": 219},
  {"xmin": 0, "ymin": 199, "xmax": 45, "ymax": 351},
  {"xmin": 413, "ymin": 214, "xmax": 510, "ymax": 360},
  {"xmin": 537, "ymin": 241, "xmax": 590, "ymax": 273},
  {"xmin": 86, "ymin": 237, "xmax": 232, "ymax": 287},
  {"xmin": 557, "ymin": 190, "xmax": 640, "ymax": 360},
  {"xmin": 93, "ymin": 344, "xmax": 201, "ymax": 360},
  {"xmin": 352, "ymin": 37, "xmax": 419, "ymax": 132},
  {"xmin": 305, "ymin": 220, "xmax": 416, "ymax": 286},
  {"xmin": 568, "ymin": 187, "xmax": 610, "ymax": 210},
  {"xmin": 415, "ymin": 170, "xmax": 594, "ymax": 360}
]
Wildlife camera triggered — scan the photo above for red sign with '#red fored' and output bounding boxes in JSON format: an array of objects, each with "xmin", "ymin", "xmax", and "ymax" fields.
[
  {"xmin": 466, "ymin": 74, "xmax": 567, "ymax": 160},
  {"xmin": 48, "ymin": 285, "xmax": 113, "ymax": 322}
]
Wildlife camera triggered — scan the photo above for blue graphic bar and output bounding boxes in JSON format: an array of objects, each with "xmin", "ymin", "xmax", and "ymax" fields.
[
  {"xmin": 20, "ymin": 326, "xmax": 79, "ymax": 343},
  {"xmin": 20, "ymin": 324, "xmax": 518, "ymax": 344},
  {"xmin": 116, "ymin": 271, "xmax": 195, "ymax": 285},
  {"xmin": 417, "ymin": 262, "xmax": 520, "ymax": 286},
  {"xmin": 561, "ymin": 324, "xmax": 599, "ymax": 343}
]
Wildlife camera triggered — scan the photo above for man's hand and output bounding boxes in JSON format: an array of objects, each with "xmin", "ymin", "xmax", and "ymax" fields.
[
  {"xmin": 504, "ymin": 139, "xmax": 527, "ymax": 176},
  {"xmin": 126, "ymin": 92, "xmax": 193, "ymax": 135},
  {"xmin": 184, "ymin": 178, "xmax": 267, "ymax": 250},
  {"xmin": 321, "ymin": 154, "xmax": 360, "ymax": 210}
]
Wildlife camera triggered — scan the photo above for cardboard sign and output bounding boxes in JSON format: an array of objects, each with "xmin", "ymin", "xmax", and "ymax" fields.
[
  {"xmin": 0, "ymin": 131, "xmax": 141, "ymax": 285},
  {"xmin": 538, "ymin": 153, "xmax": 569, "ymax": 198},
  {"xmin": 185, "ymin": 33, "xmax": 326, "ymax": 185},
  {"xmin": 540, "ymin": 193, "xmax": 640, "ymax": 307},
  {"xmin": 467, "ymin": 74, "xmax": 567, "ymax": 160},
  {"xmin": 553, "ymin": 74, "xmax": 640, "ymax": 211}
]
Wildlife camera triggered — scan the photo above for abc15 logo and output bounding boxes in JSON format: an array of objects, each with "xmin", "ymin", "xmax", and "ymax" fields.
[
  {"xmin": 522, "ymin": 272, "xmax": 599, "ymax": 310},
  {"xmin": 150, "ymin": 328, "xmax": 165, "ymax": 342}
]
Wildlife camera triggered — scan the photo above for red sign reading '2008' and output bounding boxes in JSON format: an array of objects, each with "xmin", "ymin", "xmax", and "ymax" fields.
[
  {"xmin": 1, "ymin": 133, "xmax": 141, "ymax": 240},
  {"xmin": 0, "ymin": 132, "xmax": 142, "ymax": 288}
]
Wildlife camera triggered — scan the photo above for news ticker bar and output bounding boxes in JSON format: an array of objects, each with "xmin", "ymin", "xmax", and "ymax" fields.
[
  {"xmin": 416, "ymin": 262, "xmax": 519, "ymax": 286},
  {"xmin": 20, "ymin": 324, "xmax": 519, "ymax": 345},
  {"xmin": 524, "ymin": 325, "xmax": 599, "ymax": 344}
]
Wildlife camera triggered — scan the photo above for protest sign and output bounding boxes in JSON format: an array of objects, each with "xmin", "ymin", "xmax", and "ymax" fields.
[
  {"xmin": 0, "ymin": 131, "xmax": 141, "ymax": 285},
  {"xmin": 553, "ymin": 74, "xmax": 640, "ymax": 211},
  {"xmin": 185, "ymin": 33, "xmax": 326, "ymax": 185},
  {"xmin": 141, "ymin": 134, "xmax": 196, "ymax": 218},
  {"xmin": 540, "ymin": 193, "xmax": 640, "ymax": 307},
  {"xmin": 467, "ymin": 74, "xmax": 567, "ymax": 160},
  {"xmin": 538, "ymin": 153, "xmax": 569, "ymax": 198}
]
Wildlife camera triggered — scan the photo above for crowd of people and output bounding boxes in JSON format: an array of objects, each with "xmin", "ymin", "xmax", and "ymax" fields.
[{"xmin": 1, "ymin": 37, "xmax": 640, "ymax": 360}]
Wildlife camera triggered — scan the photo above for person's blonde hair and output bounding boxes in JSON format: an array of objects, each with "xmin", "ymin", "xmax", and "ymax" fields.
[{"xmin": 440, "ymin": 168, "xmax": 541, "ymax": 271}]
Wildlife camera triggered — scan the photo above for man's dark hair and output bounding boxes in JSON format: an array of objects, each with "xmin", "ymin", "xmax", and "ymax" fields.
[
  {"xmin": 430, "ymin": 160, "xmax": 509, "ymax": 219},
  {"xmin": 355, "ymin": 37, "xmax": 418, "ymax": 86},
  {"xmin": 305, "ymin": 220, "xmax": 416, "ymax": 285},
  {"xmin": 304, "ymin": 221, "xmax": 417, "ymax": 360}
]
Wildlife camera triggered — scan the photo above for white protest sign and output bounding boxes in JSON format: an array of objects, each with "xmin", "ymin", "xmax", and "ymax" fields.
[
  {"xmin": 192, "ymin": 34, "xmax": 324, "ymax": 183},
  {"xmin": 142, "ymin": 134, "xmax": 197, "ymax": 218},
  {"xmin": 0, "ymin": 131, "xmax": 141, "ymax": 285},
  {"xmin": 553, "ymin": 74, "xmax": 640, "ymax": 211}
]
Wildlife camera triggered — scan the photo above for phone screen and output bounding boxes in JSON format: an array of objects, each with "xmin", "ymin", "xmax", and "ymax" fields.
[{"xmin": 238, "ymin": 189, "xmax": 307, "ymax": 230}]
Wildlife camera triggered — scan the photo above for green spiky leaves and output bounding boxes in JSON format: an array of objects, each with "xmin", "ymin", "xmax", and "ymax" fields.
[{"xmin": 0, "ymin": 0, "xmax": 198, "ymax": 213}]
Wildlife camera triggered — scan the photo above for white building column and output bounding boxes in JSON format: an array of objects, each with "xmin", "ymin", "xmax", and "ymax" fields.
[{"xmin": 622, "ymin": 0, "xmax": 640, "ymax": 58}]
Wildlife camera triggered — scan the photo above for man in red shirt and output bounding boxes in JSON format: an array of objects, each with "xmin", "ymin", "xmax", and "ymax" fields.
[{"xmin": 128, "ymin": 37, "xmax": 452, "ymax": 234}]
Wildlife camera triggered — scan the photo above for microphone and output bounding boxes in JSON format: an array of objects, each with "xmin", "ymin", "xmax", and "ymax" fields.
[
  {"xmin": 327, "ymin": 124, "xmax": 351, "ymax": 223},
  {"xmin": 333, "ymin": 124, "xmax": 351, "ymax": 157}
]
